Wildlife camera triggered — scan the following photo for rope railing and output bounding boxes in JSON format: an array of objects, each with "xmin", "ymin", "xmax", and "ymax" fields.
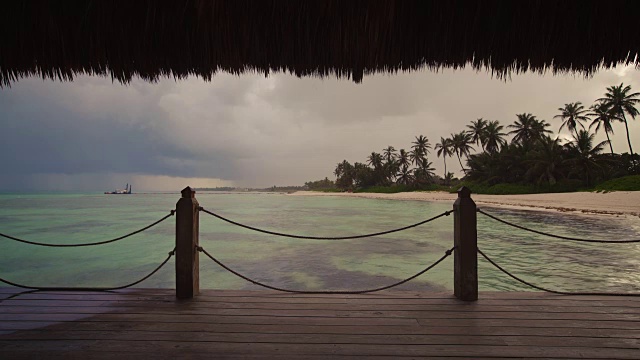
[
  {"xmin": 478, "ymin": 208, "xmax": 640, "ymax": 244},
  {"xmin": 0, "ymin": 248, "xmax": 175, "ymax": 291},
  {"xmin": 477, "ymin": 247, "xmax": 640, "ymax": 297},
  {"xmin": 198, "ymin": 245, "xmax": 455, "ymax": 294},
  {"xmin": 199, "ymin": 207, "xmax": 453, "ymax": 240},
  {"xmin": 0, "ymin": 210, "xmax": 175, "ymax": 247},
  {"xmin": 4, "ymin": 188, "xmax": 636, "ymax": 299}
]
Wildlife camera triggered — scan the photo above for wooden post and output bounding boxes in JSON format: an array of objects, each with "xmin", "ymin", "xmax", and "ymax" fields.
[
  {"xmin": 453, "ymin": 186, "xmax": 478, "ymax": 301},
  {"xmin": 175, "ymin": 186, "xmax": 199, "ymax": 299}
]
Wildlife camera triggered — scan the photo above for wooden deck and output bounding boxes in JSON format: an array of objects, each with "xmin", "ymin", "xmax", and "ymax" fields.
[{"xmin": 1, "ymin": 288, "xmax": 639, "ymax": 359}]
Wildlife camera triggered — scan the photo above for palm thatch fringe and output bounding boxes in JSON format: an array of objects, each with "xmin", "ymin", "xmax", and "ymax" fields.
[{"xmin": 1, "ymin": 0, "xmax": 639, "ymax": 87}]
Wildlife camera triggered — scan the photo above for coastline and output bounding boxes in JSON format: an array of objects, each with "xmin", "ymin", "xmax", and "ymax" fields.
[{"xmin": 290, "ymin": 190, "xmax": 640, "ymax": 219}]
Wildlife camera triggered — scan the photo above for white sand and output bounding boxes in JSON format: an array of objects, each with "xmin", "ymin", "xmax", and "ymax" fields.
[{"xmin": 291, "ymin": 190, "xmax": 640, "ymax": 218}]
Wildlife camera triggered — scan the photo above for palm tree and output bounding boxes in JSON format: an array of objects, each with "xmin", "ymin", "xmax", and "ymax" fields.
[
  {"xmin": 435, "ymin": 137, "xmax": 453, "ymax": 179},
  {"xmin": 466, "ymin": 151, "xmax": 503, "ymax": 184},
  {"xmin": 533, "ymin": 119, "xmax": 552, "ymax": 139},
  {"xmin": 508, "ymin": 113, "xmax": 551, "ymax": 145},
  {"xmin": 367, "ymin": 152, "xmax": 383, "ymax": 170},
  {"xmin": 554, "ymin": 102, "xmax": 589, "ymax": 138},
  {"xmin": 409, "ymin": 149, "xmax": 424, "ymax": 168},
  {"xmin": 467, "ymin": 118, "xmax": 488, "ymax": 151},
  {"xmin": 352, "ymin": 162, "xmax": 374, "ymax": 189},
  {"xmin": 444, "ymin": 172, "xmax": 455, "ymax": 186},
  {"xmin": 382, "ymin": 146, "xmax": 396, "ymax": 163},
  {"xmin": 411, "ymin": 135, "xmax": 431, "ymax": 162},
  {"xmin": 525, "ymin": 136, "xmax": 565, "ymax": 185},
  {"xmin": 334, "ymin": 160, "xmax": 354, "ymax": 190},
  {"xmin": 588, "ymin": 102, "xmax": 620, "ymax": 154},
  {"xmin": 334, "ymin": 163, "xmax": 343, "ymax": 178},
  {"xmin": 396, "ymin": 165, "xmax": 414, "ymax": 186},
  {"xmin": 334, "ymin": 160, "xmax": 350, "ymax": 178},
  {"xmin": 483, "ymin": 120, "xmax": 507, "ymax": 154},
  {"xmin": 564, "ymin": 130, "xmax": 609, "ymax": 186},
  {"xmin": 450, "ymin": 131, "xmax": 474, "ymax": 173},
  {"xmin": 384, "ymin": 158, "xmax": 399, "ymax": 184},
  {"xmin": 397, "ymin": 149, "xmax": 411, "ymax": 169},
  {"xmin": 413, "ymin": 161, "xmax": 436, "ymax": 186},
  {"xmin": 409, "ymin": 136, "xmax": 429, "ymax": 168},
  {"xmin": 598, "ymin": 83, "xmax": 639, "ymax": 158}
]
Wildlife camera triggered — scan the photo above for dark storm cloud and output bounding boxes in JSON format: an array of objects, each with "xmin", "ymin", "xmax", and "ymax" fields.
[
  {"xmin": 0, "ymin": 77, "xmax": 242, "ymax": 190},
  {"xmin": 0, "ymin": 66, "xmax": 638, "ymax": 191}
]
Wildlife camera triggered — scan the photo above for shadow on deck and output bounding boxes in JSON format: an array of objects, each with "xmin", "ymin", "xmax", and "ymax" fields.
[{"xmin": 1, "ymin": 288, "xmax": 639, "ymax": 359}]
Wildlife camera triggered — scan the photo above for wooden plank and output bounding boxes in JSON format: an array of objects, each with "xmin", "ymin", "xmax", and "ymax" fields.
[
  {"xmin": 2, "ymin": 330, "xmax": 639, "ymax": 349},
  {"xmin": 0, "ymin": 313, "xmax": 419, "ymax": 326},
  {"xmin": 3, "ymin": 321, "xmax": 638, "ymax": 339},
  {"xmin": 3, "ymin": 288, "xmax": 639, "ymax": 301},
  {"xmin": 5, "ymin": 300, "xmax": 640, "ymax": 315},
  {"xmin": 476, "ymin": 292, "xmax": 640, "ymax": 301},
  {"xmin": 2, "ymin": 312, "xmax": 639, "ymax": 330},
  {"xmin": 2, "ymin": 340, "xmax": 639, "ymax": 359},
  {"xmin": 5, "ymin": 292, "xmax": 640, "ymax": 308},
  {"xmin": 0, "ymin": 321, "xmax": 59, "ymax": 331},
  {"xmin": 2, "ymin": 289, "xmax": 640, "ymax": 359},
  {"xmin": 173, "ymin": 296, "xmax": 640, "ymax": 308},
  {"xmin": 5, "ymin": 299, "xmax": 640, "ymax": 313},
  {"xmin": 188, "ymin": 291, "xmax": 640, "ymax": 302},
  {"xmin": 2, "ymin": 305, "xmax": 638, "ymax": 322},
  {"xmin": 8, "ymin": 288, "xmax": 637, "ymax": 302},
  {"xmin": 414, "ymin": 317, "xmax": 640, "ymax": 330},
  {"xmin": 0, "ymin": 353, "xmax": 456, "ymax": 360}
]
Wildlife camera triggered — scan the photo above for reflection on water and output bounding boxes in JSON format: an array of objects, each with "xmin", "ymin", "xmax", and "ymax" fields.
[{"xmin": 0, "ymin": 192, "xmax": 638, "ymax": 292}]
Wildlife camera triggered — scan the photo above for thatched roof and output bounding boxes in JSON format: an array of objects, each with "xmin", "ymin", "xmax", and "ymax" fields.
[{"xmin": 1, "ymin": 1, "xmax": 639, "ymax": 87}]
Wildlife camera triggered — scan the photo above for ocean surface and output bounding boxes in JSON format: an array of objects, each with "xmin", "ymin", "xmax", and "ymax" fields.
[{"xmin": 1, "ymin": 192, "xmax": 639, "ymax": 293}]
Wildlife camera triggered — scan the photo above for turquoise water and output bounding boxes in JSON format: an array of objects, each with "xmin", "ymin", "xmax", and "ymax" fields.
[{"xmin": 0, "ymin": 192, "xmax": 639, "ymax": 293}]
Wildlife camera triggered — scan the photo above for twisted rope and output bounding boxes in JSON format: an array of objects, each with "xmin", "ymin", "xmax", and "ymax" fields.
[
  {"xmin": 477, "ymin": 248, "xmax": 640, "ymax": 297},
  {"xmin": 198, "ymin": 245, "xmax": 455, "ymax": 294},
  {"xmin": 0, "ymin": 249, "xmax": 175, "ymax": 291},
  {"xmin": 200, "ymin": 207, "xmax": 453, "ymax": 240},
  {"xmin": 0, "ymin": 210, "xmax": 175, "ymax": 247},
  {"xmin": 478, "ymin": 209, "xmax": 640, "ymax": 243},
  {"xmin": 0, "ymin": 289, "xmax": 39, "ymax": 303}
]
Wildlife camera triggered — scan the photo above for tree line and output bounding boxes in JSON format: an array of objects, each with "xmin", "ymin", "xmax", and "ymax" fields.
[{"xmin": 329, "ymin": 83, "xmax": 639, "ymax": 192}]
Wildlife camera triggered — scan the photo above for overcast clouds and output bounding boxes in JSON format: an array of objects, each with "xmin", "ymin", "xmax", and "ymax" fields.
[{"xmin": 1, "ymin": 66, "xmax": 639, "ymax": 192}]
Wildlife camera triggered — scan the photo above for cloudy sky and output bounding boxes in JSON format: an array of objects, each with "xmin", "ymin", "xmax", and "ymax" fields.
[{"xmin": 1, "ymin": 66, "xmax": 639, "ymax": 192}]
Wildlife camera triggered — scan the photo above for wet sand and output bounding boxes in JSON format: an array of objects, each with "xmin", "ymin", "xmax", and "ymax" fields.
[{"xmin": 291, "ymin": 190, "xmax": 640, "ymax": 218}]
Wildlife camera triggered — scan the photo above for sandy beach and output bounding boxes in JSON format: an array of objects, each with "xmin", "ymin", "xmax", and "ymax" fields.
[{"xmin": 291, "ymin": 190, "xmax": 640, "ymax": 218}]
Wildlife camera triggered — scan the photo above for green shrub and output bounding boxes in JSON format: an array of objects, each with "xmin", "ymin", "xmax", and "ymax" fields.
[
  {"xmin": 317, "ymin": 188, "xmax": 343, "ymax": 193},
  {"xmin": 354, "ymin": 184, "xmax": 454, "ymax": 194},
  {"xmin": 592, "ymin": 175, "xmax": 640, "ymax": 192},
  {"xmin": 451, "ymin": 180, "xmax": 585, "ymax": 195},
  {"xmin": 355, "ymin": 185, "xmax": 413, "ymax": 193}
]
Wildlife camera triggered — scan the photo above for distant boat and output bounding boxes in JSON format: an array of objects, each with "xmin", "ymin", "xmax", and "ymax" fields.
[{"xmin": 104, "ymin": 183, "xmax": 132, "ymax": 194}]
